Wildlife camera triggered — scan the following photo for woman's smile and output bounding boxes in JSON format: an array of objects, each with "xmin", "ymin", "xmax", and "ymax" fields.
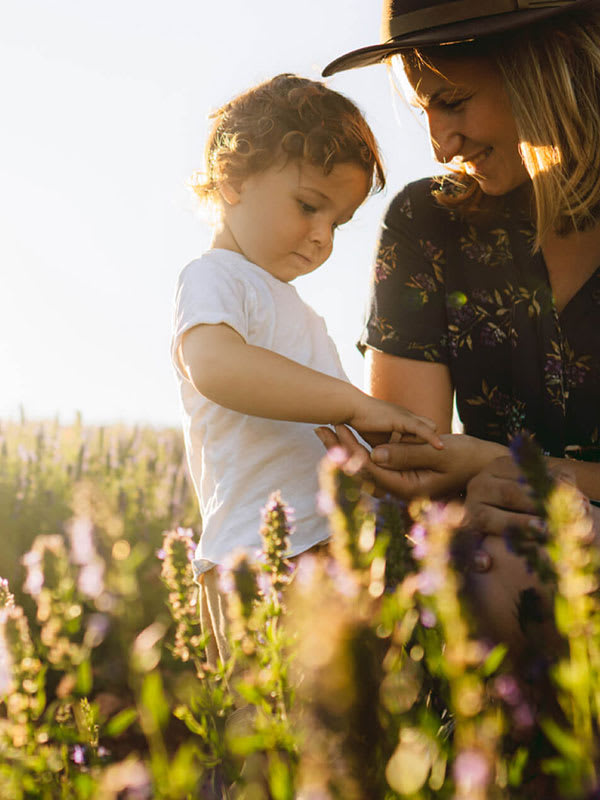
[{"xmin": 402, "ymin": 54, "xmax": 530, "ymax": 196}]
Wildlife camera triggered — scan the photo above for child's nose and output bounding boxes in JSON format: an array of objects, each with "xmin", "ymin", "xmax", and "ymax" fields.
[{"xmin": 309, "ymin": 218, "xmax": 333, "ymax": 248}]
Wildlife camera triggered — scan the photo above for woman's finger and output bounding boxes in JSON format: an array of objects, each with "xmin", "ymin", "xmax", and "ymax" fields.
[
  {"xmin": 371, "ymin": 441, "xmax": 443, "ymax": 471},
  {"xmin": 467, "ymin": 502, "xmax": 544, "ymax": 537},
  {"xmin": 467, "ymin": 473, "xmax": 537, "ymax": 516}
]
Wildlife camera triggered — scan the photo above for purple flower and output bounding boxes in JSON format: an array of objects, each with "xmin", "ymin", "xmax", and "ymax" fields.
[
  {"xmin": 69, "ymin": 517, "xmax": 96, "ymax": 566},
  {"xmin": 325, "ymin": 561, "xmax": 359, "ymax": 599},
  {"xmin": 480, "ymin": 324, "xmax": 505, "ymax": 347},
  {"xmin": 0, "ymin": 623, "xmax": 13, "ymax": 696},
  {"xmin": 449, "ymin": 304, "xmax": 476, "ymax": 327},
  {"xmin": 256, "ymin": 571, "xmax": 272, "ymax": 596},
  {"xmin": 22, "ymin": 551, "xmax": 44, "ymax": 597},
  {"xmin": 493, "ymin": 674, "xmax": 521, "ymax": 706},
  {"xmin": 417, "ymin": 569, "xmax": 443, "ymax": 596},
  {"xmin": 294, "ymin": 554, "xmax": 318, "ymax": 588},
  {"xmin": 453, "ymin": 749, "xmax": 490, "ymax": 791},
  {"xmin": 217, "ymin": 565, "xmax": 235, "ymax": 595},
  {"xmin": 84, "ymin": 613, "xmax": 110, "ymax": 648},
  {"xmin": 316, "ymin": 489, "xmax": 336, "ymax": 516},
  {"xmin": 420, "ymin": 608, "xmax": 437, "ymax": 628},
  {"xmin": 411, "ymin": 271, "xmax": 437, "ymax": 292},
  {"xmin": 326, "ymin": 446, "xmax": 349, "ymax": 467},
  {"xmin": 410, "ymin": 524, "xmax": 428, "ymax": 560},
  {"xmin": 70, "ymin": 744, "xmax": 86, "ymax": 766},
  {"xmin": 544, "ymin": 355, "xmax": 563, "ymax": 383},
  {"xmin": 78, "ymin": 560, "xmax": 105, "ymax": 599},
  {"xmin": 513, "ymin": 702, "xmax": 535, "ymax": 729}
]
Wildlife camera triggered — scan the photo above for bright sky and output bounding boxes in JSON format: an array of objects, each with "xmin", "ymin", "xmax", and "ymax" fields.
[{"xmin": 1, "ymin": 0, "xmax": 438, "ymax": 427}]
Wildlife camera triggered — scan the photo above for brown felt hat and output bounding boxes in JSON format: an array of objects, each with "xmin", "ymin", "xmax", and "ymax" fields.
[{"xmin": 322, "ymin": 0, "xmax": 600, "ymax": 77}]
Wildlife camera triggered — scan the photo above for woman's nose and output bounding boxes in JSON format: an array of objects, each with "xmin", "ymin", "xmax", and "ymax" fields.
[{"xmin": 427, "ymin": 108, "xmax": 464, "ymax": 164}]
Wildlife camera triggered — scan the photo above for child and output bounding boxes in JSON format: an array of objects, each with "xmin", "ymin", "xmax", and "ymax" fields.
[{"xmin": 171, "ymin": 74, "xmax": 441, "ymax": 663}]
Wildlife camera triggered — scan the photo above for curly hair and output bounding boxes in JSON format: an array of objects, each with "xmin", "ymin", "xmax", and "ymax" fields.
[
  {"xmin": 396, "ymin": 7, "xmax": 600, "ymax": 247},
  {"xmin": 192, "ymin": 74, "xmax": 385, "ymax": 205}
]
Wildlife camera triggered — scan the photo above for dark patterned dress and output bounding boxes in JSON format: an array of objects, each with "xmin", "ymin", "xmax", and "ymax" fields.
[{"xmin": 359, "ymin": 178, "xmax": 600, "ymax": 459}]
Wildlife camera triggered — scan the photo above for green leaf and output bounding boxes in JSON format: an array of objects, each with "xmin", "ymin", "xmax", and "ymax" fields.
[
  {"xmin": 140, "ymin": 672, "xmax": 170, "ymax": 732},
  {"xmin": 481, "ymin": 644, "xmax": 508, "ymax": 677},
  {"xmin": 174, "ymin": 705, "xmax": 206, "ymax": 736},
  {"xmin": 269, "ymin": 752, "xmax": 294, "ymax": 800},
  {"xmin": 76, "ymin": 659, "xmax": 93, "ymax": 695},
  {"xmin": 508, "ymin": 747, "xmax": 529, "ymax": 787},
  {"xmin": 540, "ymin": 718, "xmax": 585, "ymax": 760},
  {"xmin": 104, "ymin": 707, "xmax": 138, "ymax": 737}
]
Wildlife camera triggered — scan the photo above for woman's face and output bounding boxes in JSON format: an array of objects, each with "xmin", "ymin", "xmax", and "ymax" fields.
[{"xmin": 401, "ymin": 53, "xmax": 530, "ymax": 196}]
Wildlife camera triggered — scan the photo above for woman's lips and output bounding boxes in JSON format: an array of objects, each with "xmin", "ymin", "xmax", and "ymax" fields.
[{"xmin": 463, "ymin": 146, "xmax": 493, "ymax": 174}]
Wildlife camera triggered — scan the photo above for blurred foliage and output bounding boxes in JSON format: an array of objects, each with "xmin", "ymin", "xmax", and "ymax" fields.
[{"xmin": 0, "ymin": 417, "xmax": 599, "ymax": 798}]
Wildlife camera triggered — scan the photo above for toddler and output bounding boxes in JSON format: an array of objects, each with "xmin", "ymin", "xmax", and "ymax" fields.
[{"xmin": 171, "ymin": 74, "xmax": 441, "ymax": 663}]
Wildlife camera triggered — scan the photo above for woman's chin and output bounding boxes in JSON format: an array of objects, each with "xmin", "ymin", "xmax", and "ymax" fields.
[{"xmin": 474, "ymin": 173, "xmax": 530, "ymax": 197}]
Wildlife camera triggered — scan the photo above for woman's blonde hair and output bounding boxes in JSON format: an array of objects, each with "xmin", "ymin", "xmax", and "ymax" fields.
[
  {"xmin": 192, "ymin": 73, "xmax": 385, "ymax": 206},
  {"xmin": 400, "ymin": 9, "xmax": 600, "ymax": 247}
]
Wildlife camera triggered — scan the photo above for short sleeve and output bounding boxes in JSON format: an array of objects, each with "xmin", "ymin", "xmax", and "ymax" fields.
[
  {"xmin": 171, "ymin": 256, "xmax": 255, "ymax": 378},
  {"xmin": 358, "ymin": 181, "xmax": 449, "ymax": 364}
]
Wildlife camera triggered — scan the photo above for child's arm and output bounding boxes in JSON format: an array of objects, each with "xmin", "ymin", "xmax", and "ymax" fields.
[{"xmin": 180, "ymin": 323, "xmax": 443, "ymax": 449}]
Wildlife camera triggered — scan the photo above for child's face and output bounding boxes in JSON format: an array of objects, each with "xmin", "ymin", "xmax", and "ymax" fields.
[{"xmin": 216, "ymin": 158, "xmax": 370, "ymax": 282}]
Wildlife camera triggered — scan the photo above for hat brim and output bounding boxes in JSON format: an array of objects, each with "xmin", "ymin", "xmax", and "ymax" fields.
[{"xmin": 322, "ymin": 0, "xmax": 599, "ymax": 77}]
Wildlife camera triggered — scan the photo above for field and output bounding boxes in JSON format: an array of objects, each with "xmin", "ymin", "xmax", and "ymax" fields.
[{"xmin": 0, "ymin": 415, "xmax": 599, "ymax": 798}]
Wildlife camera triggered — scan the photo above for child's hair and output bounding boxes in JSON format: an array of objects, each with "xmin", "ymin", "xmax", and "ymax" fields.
[{"xmin": 192, "ymin": 73, "xmax": 385, "ymax": 204}]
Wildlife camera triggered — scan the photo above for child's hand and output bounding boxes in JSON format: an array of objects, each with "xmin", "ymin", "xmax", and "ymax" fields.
[{"xmin": 348, "ymin": 395, "xmax": 444, "ymax": 450}]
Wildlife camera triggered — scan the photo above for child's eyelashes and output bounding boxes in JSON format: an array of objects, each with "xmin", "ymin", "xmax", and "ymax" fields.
[{"xmin": 298, "ymin": 200, "xmax": 317, "ymax": 214}]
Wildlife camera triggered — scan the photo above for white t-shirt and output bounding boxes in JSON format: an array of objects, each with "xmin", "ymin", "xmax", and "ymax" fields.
[{"xmin": 171, "ymin": 249, "xmax": 348, "ymax": 576}]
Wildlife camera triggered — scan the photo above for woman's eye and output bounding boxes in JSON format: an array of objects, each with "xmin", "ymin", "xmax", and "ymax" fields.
[
  {"xmin": 299, "ymin": 201, "xmax": 317, "ymax": 214},
  {"xmin": 440, "ymin": 96, "xmax": 469, "ymax": 112}
]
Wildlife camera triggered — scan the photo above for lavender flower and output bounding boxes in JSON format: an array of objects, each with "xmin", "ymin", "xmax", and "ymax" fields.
[
  {"xmin": 453, "ymin": 748, "xmax": 490, "ymax": 793},
  {"xmin": 68, "ymin": 517, "xmax": 96, "ymax": 566}
]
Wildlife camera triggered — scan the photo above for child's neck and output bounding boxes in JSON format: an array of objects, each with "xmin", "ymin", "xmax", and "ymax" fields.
[{"xmin": 211, "ymin": 218, "xmax": 242, "ymax": 255}]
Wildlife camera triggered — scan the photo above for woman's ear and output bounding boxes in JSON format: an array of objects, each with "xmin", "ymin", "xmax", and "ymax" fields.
[{"xmin": 219, "ymin": 179, "xmax": 242, "ymax": 206}]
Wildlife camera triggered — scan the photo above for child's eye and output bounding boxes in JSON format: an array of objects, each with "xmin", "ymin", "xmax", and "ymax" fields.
[{"xmin": 299, "ymin": 200, "xmax": 317, "ymax": 214}]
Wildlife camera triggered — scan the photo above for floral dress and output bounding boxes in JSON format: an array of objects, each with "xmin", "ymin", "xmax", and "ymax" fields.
[{"xmin": 359, "ymin": 178, "xmax": 600, "ymax": 459}]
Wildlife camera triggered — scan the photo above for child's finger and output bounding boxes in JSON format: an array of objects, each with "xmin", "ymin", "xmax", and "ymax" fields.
[
  {"xmin": 407, "ymin": 418, "xmax": 444, "ymax": 450},
  {"xmin": 415, "ymin": 414, "xmax": 438, "ymax": 430}
]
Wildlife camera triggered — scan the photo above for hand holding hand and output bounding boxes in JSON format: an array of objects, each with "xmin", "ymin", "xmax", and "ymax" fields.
[
  {"xmin": 347, "ymin": 394, "xmax": 444, "ymax": 451},
  {"xmin": 314, "ymin": 427, "xmax": 506, "ymax": 500}
]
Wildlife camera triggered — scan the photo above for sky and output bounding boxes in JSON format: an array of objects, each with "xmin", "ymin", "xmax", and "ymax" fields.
[{"xmin": 1, "ymin": 0, "xmax": 438, "ymax": 428}]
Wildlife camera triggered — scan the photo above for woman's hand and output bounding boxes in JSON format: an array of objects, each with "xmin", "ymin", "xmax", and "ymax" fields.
[
  {"xmin": 464, "ymin": 456, "xmax": 541, "ymax": 536},
  {"xmin": 463, "ymin": 456, "xmax": 589, "ymax": 537},
  {"xmin": 315, "ymin": 426, "xmax": 507, "ymax": 499}
]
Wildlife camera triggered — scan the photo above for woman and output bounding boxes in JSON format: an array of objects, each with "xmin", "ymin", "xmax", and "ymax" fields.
[{"xmin": 318, "ymin": 0, "xmax": 600, "ymax": 648}]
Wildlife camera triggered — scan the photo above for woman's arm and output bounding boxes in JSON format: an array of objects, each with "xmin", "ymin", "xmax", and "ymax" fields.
[
  {"xmin": 180, "ymin": 323, "xmax": 443, "ymax": 447},
  {"xmin": 365, "ymin": 348, "xmax": 454, "ymax": 434}
]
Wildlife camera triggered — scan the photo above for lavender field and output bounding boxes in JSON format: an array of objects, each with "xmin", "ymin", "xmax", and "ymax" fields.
[{"xmin": 0, "ymin": 415, "xmax": 599, "ymax": 798}]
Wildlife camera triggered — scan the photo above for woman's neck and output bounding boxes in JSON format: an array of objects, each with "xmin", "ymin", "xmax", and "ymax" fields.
[{"xmin": 541, "ymin": 221, "xmax": 600, "ymax": 313}]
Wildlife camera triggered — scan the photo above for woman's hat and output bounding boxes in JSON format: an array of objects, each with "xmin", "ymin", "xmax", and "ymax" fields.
[{"xmin": 322, "ymin": 0, "xmax": 600, "ymax": 77}]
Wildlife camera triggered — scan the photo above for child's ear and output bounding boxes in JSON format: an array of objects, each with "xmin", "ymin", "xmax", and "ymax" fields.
[{"xmin": 219, "ymin": 179, "xmax": 243, "ymax": 206}]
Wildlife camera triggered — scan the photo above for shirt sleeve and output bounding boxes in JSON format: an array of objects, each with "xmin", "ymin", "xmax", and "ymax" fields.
[
  {"xmin": 358, "ymin": 181, "xmax": 449, "ymax": 364},
  {"xmin": 171, "ymin": 256, "xmax": 255, "ymax": 378}
]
